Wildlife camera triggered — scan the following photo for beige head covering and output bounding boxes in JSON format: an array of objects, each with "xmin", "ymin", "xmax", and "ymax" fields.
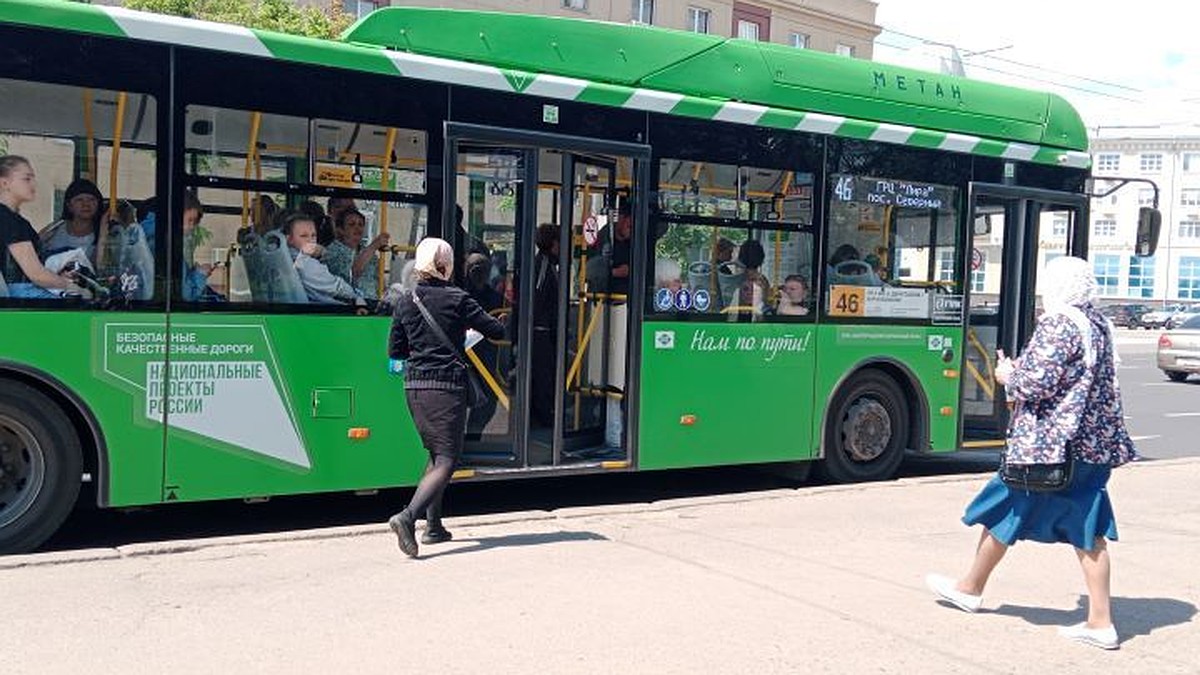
[
  {"xmin": 414, "ymin": 237, "xmax": 454, "ymax": 281},
  {"xmin": 1040, "ymin": 256, "xmax": 1099, "ymax": 366}
]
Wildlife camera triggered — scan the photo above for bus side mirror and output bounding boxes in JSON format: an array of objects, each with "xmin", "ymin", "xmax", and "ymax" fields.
[{"xmin": 1135, "ymin": 207, "xmax": 1162, "ymax": 257}]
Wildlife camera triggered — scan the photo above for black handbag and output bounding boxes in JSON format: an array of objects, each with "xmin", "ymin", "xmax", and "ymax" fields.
[
  {"xmin": 999, "ymin": 452, "xmax": 1074, "ymax": 493},
  {"xmin": 410, "ymin": 289, "xmax": 489, "ymax": 408}
]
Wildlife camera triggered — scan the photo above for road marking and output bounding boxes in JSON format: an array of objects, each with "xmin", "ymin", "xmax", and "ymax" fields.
[
  {"xmin": 1163, "ymin": 412, "xmax": 1200, "ymax": 418},
  {"xmin": 1130, "ymin": 435, "xmax": 1161, "ymax": 442}
]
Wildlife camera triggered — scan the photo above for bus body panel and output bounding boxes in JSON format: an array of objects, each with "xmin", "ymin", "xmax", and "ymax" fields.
[
  {"xmin": 638, "ymin": 322, "xmax": 819, "ymax": 470},
  {"xmin": 152, "ymin": 315, "xmax": 426, "ymax": 502},
  {"xmin": 3, "ymin": 313, "xmax": 166, "ymax": 507},
  {"xmin": 812, "ymin": 324, "xmax": 965, "ymax": 454}
]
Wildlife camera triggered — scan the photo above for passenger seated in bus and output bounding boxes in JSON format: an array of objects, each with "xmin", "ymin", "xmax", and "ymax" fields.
[
  {"xmin": 325, "ymin": 207, "xmax": 389, "ymax": 300},
  {"xmin": 180, "ymin": 191, "xmax": 223, "ymax": 302},
  {"xmin": 281, "ymin": 212, "xmax": 365, "ymax": 306},
  {"xmin": 299, "ymin": 199, "xmax": 334, "ymax": 247},
  {"xmin": 39, "ymin": 178, "xmax": 104, "ymax": 263},
  {"xmin": 827, "ymin": 243, "xmax": 881, "ymax": 286},
  {"xmin": 734, "ymin": 239, "xmax": 769, "ymax": 314},
  {"xmin": 327, "ymin": 196, "xmax": 355, "ymax": 226},
  {"xmin": 776, "ymin": 274, "xmax": 810, "ymax": 316},
  {"xmin": 0, "ymin": 156, "xmax": 90, "ymax": 299}
]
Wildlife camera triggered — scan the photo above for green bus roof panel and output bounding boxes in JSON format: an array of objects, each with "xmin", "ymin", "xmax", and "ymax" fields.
[{"xmin": 342, "ymin": 7, "xmax": 726, "ymax": 87}]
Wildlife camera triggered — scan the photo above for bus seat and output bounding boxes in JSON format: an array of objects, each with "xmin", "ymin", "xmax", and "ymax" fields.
[
  {"xmin": 240, "ymin": 230, "xmax": 308, "ymax": 304},
  {"xmin": 105, "ymin": 222, "xmax": 155, "ymax": 300}
]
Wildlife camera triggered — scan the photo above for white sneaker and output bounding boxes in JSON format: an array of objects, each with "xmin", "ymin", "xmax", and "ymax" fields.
[
  {"xmin": 924, "ymin": 573, "xmax": 982, "ymax": 613},
  {"xmin": 1058, "ymin": 622, "xmax": 1119, "ymax": 650}
]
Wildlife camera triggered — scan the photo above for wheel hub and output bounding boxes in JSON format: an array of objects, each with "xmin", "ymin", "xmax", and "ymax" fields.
[
  {"xmin": 841, "ymin": 398, "xmax": 892, "ymax": 462},
  {"xmin": 0, "ymin": 416, "xmax": 46, "ymax": 530}
]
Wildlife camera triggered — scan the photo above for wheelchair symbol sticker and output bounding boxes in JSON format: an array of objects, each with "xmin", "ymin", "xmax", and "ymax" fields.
[{"xmin": 655, "ymin": 287, "xmax": 674, "ymax": 311}]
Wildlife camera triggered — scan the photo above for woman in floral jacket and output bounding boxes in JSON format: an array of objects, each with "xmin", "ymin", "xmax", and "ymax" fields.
[{"xmin": 925, "ymin": 256, "xmax": 1137, "ymax": 650}]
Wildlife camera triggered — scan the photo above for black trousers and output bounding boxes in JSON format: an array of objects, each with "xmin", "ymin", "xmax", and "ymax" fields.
[{"xmin": 405, "ymin": 387, "xmax": 468, "ymax": 461}]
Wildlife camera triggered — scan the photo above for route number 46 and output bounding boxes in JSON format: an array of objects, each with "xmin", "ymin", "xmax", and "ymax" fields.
[
  {"xmin": 834, "ymin": 175, "xmax": 855, "ymax": 202},
  {"xmin": 829, "ymin": 285, "xmax": 865, "ymax": 317}
]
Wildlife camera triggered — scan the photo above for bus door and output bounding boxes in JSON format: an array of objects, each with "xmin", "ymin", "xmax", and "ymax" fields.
[
  {"xmin": 961, "ymin": 184, "xmax": 1087, "ymax": 444},
  {"xmin": 446, "ymin": 126, "xmax": 648, "ymax": 471}
]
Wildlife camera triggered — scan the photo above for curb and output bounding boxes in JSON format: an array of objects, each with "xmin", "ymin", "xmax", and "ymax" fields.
[{"xmin": 5, "ymin": 458, "xmax": 1196, "ymax": 568}]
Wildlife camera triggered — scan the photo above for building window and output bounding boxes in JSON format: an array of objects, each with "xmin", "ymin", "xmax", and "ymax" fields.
[
  {"xmin": 1095, "ymin": 153, "xmax": 1120, "ymax": 173},
  {"xmin": 1127, "ymin": 255, "xmax": 1156, "ymax": 298},
  {"xmin": 937, "ymin": 249, "xmax": 955, "ymax": 282},
  {"xmin": 1051, "ymin": 215, "xmax": 1069, "ymax": 238},
  {"xmin": 632, "ymin": 0, "xmax": 653, "ymax": 24},
  {"xmin": 737, "ymin": 19, "xmax": 759, "ymax": 40},
  {"xmin": 835, "ymin": 43, "xmax": 855, "ymax": 57},
  {"xmin": 1093, "ymin": 218, "xmax": 1117, "ymax": 238},
  {"xmin": 687, "ymin": 6, "xmax": 710, "ymax": 33},
  {"xmin": 1179, "ymin": 257, "xmax": 1200, "ymax": 300},
  {"xmin": 1179, "ymin": 220, "xmax": 1200, "ymax": 239},
  {"xmin": 971, "ymin": 267, "xmax": 985, "ymax": 292},
  {"xmin": 562, "ymin": 0, "xmax": 588, "ymax": 10},
  {"xmin": 790, "ymin": 32, "xmax": 809, "ymax": 48},
  {"xmin": 1184, "ymin": 153, "xmax": 1200, "ymax": 172},
  {"xmin": 1138, "ymin": 188, "xmax": 1155, "ymax": 206},
  {"xmin": 1092, "ymin": 254, "xmax": 1120, "ymax": 295},
  {"xmin": 1140, "ymin": 153, "xmax": 1163, "ymax": 173},
  {"xmin": 1182, "ymin": 189, "xmax": 1200, "ymax": 206},
  {"xmin": 346, "ymin": 0, "xmax": 376, "ymax": 18}
]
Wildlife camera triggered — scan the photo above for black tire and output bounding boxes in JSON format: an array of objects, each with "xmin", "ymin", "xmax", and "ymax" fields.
[
  {"xmin": 1165, "ymin": 371, "xmax": 1190, "ymax": 382},
  {"xmin": 817, "ymin": 370, "xmax": 910, "ymax": 484},
  {"xmin": 0, "ymin": 380, "xmax": 83, "ymax": 554}
]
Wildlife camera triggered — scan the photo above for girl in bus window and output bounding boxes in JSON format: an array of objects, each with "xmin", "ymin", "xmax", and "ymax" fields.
[
  {"xmin": 776, "ymin": 274, "xmax": 810, "ymax": 316},
  {"xmin": 39, "ymin": 178, "xmax": 104, "ymax": 263},
  {"xmin": 0, "ymin": 156, "xmax": 89, "ymax": 299}
]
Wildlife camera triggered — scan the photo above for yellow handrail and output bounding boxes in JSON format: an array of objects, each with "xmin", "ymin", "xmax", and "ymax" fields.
[
  {"xmin": 378, "ymin": 127, "xmax": 397, "ymax": 297},
  {"xmin": 81, "ymin": 89, "xmax": 96, "ymax": 181},
  {"xmin": 465, "ymin": 346, "xmax": 510, "ymax": 411},
  {"xmin": 96, "ymin": 91, "xmax": 127, "ymax": 271},
  {"xmin": 241, "ymin": 112, "xmax": 262, "ymax": 227}
]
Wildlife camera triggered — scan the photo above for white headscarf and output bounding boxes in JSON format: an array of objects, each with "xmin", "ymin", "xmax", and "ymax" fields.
[
  {"xmin": 1040, "ymin": 256, "xmax": 1098, "ymax": 366},
  {"xmin": 414, "ymin": 237, "xmax": 454, "ymax": 281}
]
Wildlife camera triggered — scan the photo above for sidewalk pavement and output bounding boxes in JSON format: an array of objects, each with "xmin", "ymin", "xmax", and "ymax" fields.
[{"xmin": 3, "ymin": 459, "xmax": 1197, "ymax": 674}]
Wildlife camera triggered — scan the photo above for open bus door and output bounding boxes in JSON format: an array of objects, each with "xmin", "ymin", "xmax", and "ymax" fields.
[
  {"xmin": 445, "ymin": 125, "xmax": 648, "ymax": 473},
  {"xmin": 961, "ymin": 184, "xmax": 1088, "ymax": 446}
]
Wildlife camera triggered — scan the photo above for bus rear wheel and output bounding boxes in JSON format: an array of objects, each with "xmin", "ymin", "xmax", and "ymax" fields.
[
  {"xmin": 0, "ymin": 381, "xmax": 83, "ymax": 554},
  {"xmin": 818, "ymin": 371, "xmax": 909, "ymax": 484}
]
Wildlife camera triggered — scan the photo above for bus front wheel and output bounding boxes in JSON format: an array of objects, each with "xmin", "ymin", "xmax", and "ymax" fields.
[
  {"xmin": 819, "ymin": 371, "xmax": 909, "ymax": 484},
  {"xmin": 0, "ymin": 380, "xmax": 83, "ymax": 554}
]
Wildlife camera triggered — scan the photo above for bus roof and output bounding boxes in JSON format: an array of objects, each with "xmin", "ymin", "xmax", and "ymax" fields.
[{"xmin": 0, "ymin": 0, "xmax": 1090, "ymax": 168}]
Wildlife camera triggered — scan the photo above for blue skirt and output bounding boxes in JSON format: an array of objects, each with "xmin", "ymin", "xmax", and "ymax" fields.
[{"xmin": 962, "ymin": 461, "xmax": 1118, "ymax": 551}]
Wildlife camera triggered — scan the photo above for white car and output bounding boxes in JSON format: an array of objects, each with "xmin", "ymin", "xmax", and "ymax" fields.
[
  {"xmin": 1157, "ymin": 314, "xmax": 1200, "ymax": 382},
  {"xmin": 1141, "ymin": 303, "xmax": 1188, "ymax": 330}
]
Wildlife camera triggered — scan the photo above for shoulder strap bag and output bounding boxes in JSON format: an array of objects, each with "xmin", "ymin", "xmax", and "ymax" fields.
[{"xmin": 410, "ymin": 289, "xmax": 488, "ymax": 408}]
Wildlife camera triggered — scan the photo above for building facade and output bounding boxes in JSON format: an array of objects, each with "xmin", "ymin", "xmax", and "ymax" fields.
[
  {"xmin": 326, "ymin": 0, "xmax": 880, "ymax": 57},
  {"xmin": 1088, "ymin": 127, "xmax": 1200, "ymax": 303}
]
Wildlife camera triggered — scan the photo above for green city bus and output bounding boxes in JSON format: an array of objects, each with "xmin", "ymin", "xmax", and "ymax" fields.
[{"xmin": 0, "ymin": 0, "xmax": 1150, "ymax": 553}]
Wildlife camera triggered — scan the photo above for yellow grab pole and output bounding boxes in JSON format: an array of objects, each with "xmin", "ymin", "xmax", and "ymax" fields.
[
  {"xmin": 466, "ymin": 347, "xmax": 510, "ymax": 411},
  {"xmin": 565, "ymin": 307, "xmax": 603, "ymax": 390},
  {"xmin": 82, "ymin": 90, "xmax": 96, "ymax": 181},
  {"xmin": 97, "ymin": 91, "xmax": 126, "ymax": 271},
  {"xmin": 241, "ymin": 112, "xmax": 262, "ymax": 227},
  {"xmin": 378, "ymin": 127, "xmax": 397, "ymax": 296}
]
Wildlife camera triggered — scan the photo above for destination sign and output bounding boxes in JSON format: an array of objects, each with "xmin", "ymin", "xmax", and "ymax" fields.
[{"xmin": 832, "ymin": 175, "xmax": 957, "ymax": 210}]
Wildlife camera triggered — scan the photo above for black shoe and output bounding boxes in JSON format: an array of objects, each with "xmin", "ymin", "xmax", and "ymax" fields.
[
  {"xmin": 421, "ymin": 527, "xmax": 453, "ymax": 545},
  {"xmin": 387, "ymin": 511, "xmax": 418, "ymax": 558}
]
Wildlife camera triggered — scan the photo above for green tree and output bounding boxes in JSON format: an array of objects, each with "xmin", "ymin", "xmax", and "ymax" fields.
[{"xmin": 123, "ymin": 0, "xmax": 353, "ymax": 39}]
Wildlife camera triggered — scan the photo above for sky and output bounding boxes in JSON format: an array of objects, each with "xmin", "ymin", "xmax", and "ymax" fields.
[{"xmin": 872, "ymin": 0, "xmax": 1200, "ymax": 131}]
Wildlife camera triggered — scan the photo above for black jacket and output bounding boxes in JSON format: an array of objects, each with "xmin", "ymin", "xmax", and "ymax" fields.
[{"xmin": 389, "ymin": 279, "xmax": 505, "ymax": 389}]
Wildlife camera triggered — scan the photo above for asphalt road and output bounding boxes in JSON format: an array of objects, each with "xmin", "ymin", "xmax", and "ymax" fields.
[{"xmin": 39, "ymin": 329, "xmax": 1196, "ymax": 552}]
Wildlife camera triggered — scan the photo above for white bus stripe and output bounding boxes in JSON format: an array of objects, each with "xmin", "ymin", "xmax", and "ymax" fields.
[{"xmin": 103, "ymin": 7, "xmax": 272, "ymax": 57}]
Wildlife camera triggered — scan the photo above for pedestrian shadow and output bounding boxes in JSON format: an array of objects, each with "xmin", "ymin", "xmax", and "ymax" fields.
[
  {"xmin": 418, "ymin": 530, "xmax": 607, "ymax": 559},
  {"xmin": 991, "ymin": 596, "xmax": 1196, "ymax": 640}
]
